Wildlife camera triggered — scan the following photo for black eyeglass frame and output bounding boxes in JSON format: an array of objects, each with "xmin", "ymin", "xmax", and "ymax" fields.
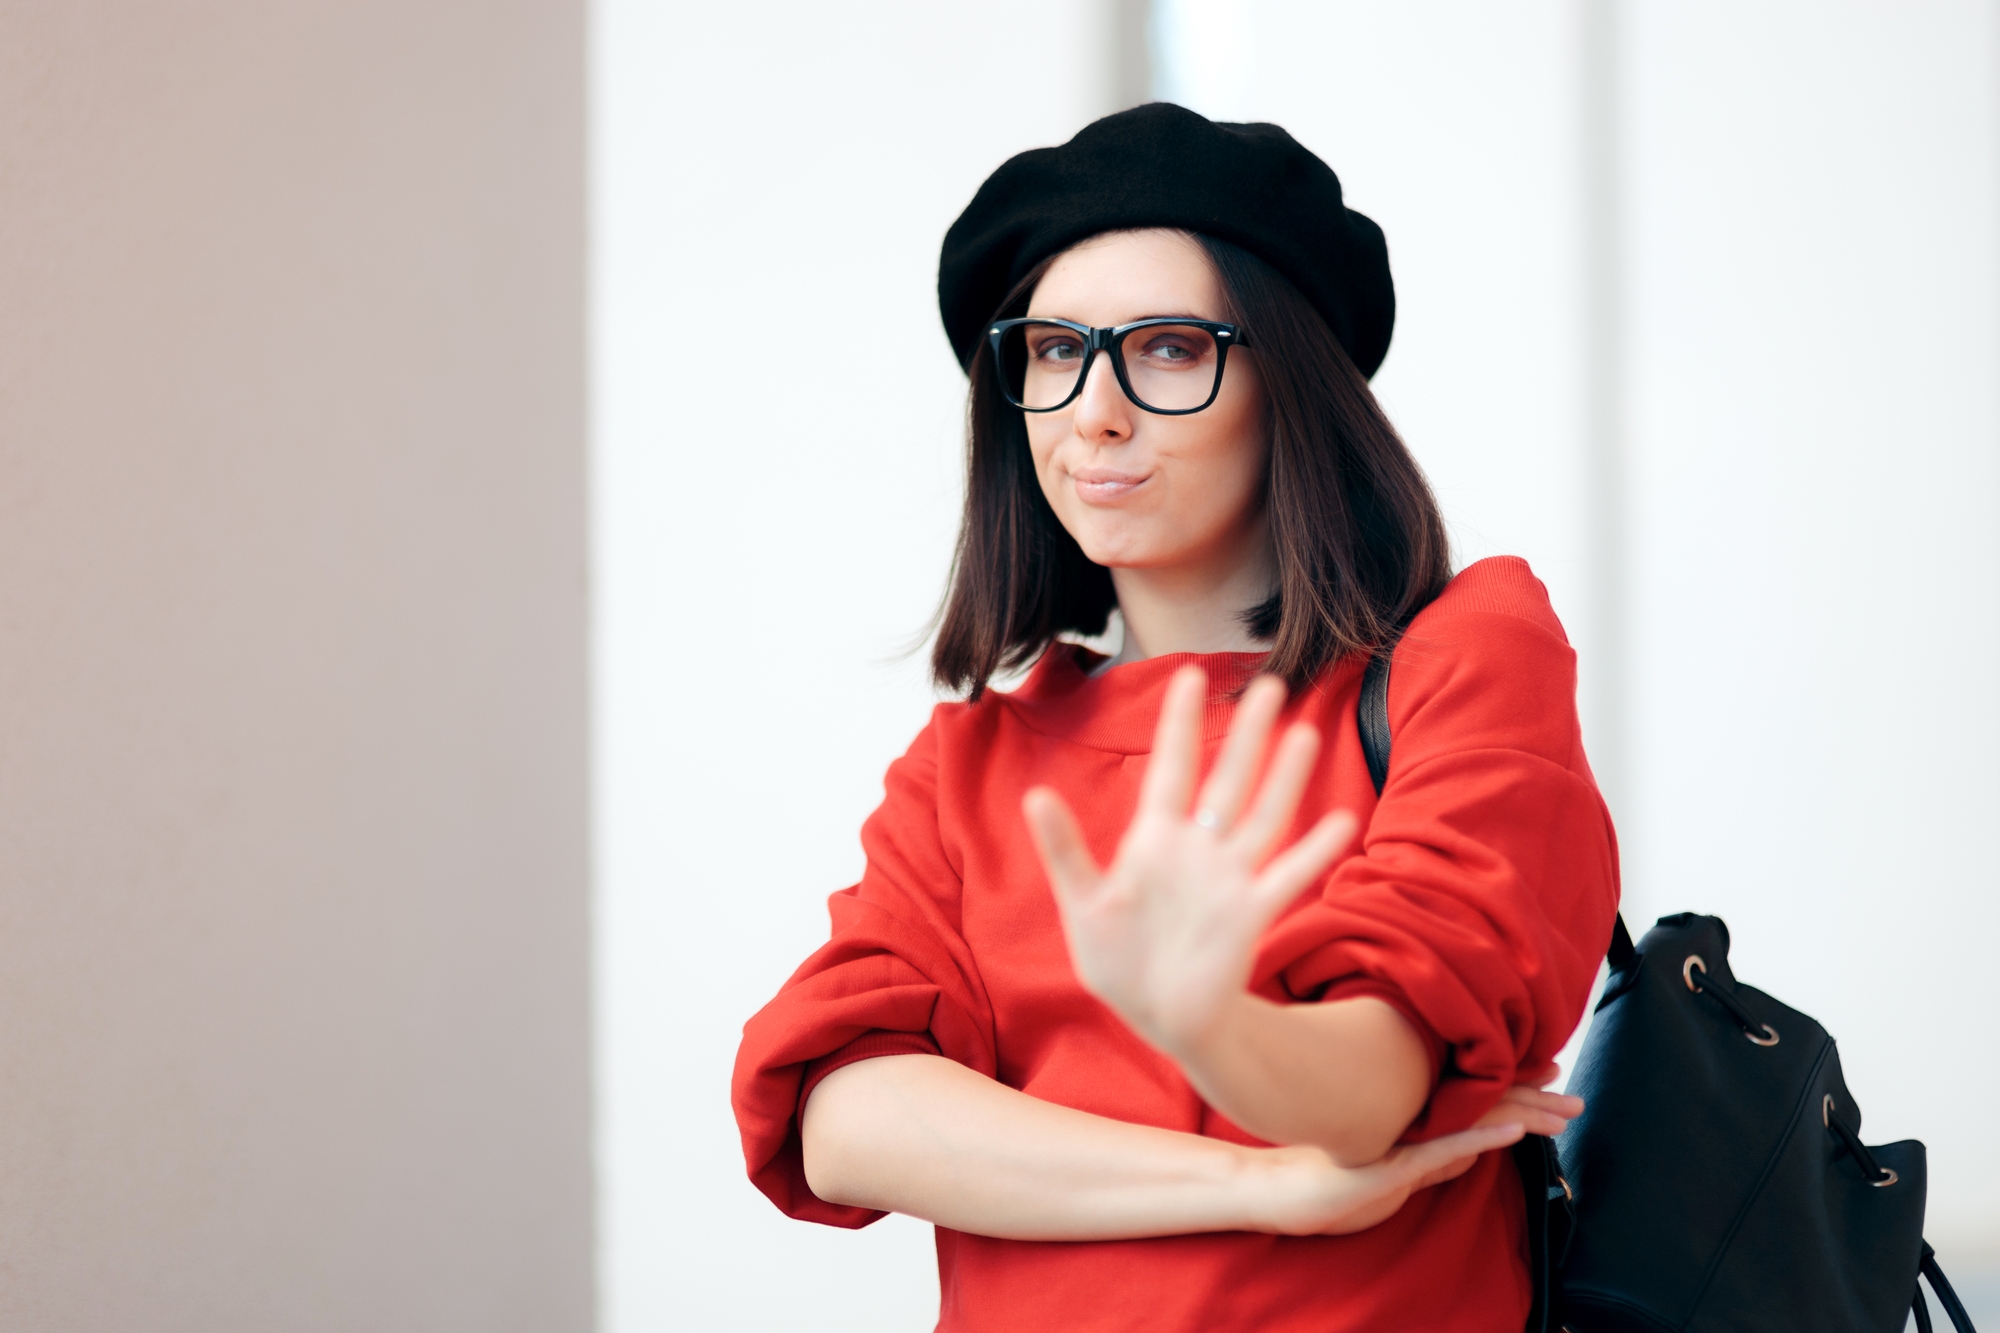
[{"xmin": 985, "ymin": 316, "xmax": 1252, "ymax": 416}]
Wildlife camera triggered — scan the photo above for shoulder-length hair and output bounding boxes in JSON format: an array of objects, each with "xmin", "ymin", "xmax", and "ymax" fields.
[{"xmin": 931, "ymin": 232, "xmax": 1451, "ymax": 699}]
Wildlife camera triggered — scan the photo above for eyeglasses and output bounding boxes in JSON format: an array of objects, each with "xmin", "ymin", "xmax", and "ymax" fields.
[{"xmin": 987, "ymin": 317, "xmax": 1251, "ymax": 416}]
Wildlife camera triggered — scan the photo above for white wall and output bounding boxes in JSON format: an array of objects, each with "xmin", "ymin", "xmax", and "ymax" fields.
[{"xmin": 591, "ymin": 5, "xmax": 1115, "ymax": 1329}]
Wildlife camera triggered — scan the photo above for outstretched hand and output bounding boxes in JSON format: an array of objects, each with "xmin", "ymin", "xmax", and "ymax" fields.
[{"xmin": 1022, "ymin": 667, "xmax": 1355, "ymax": 1057}]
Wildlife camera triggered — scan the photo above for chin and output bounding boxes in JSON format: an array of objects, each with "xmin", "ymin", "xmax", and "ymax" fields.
[
  {"xmin": 1076, "ymin": 539, "xmax": 1167, "ymax": 570},
  {"xmin": 1067, "ymin": 525, "xmax": 1131, "ymax": 565},
  {"xmin": 1064, "ymin": 507, "xmax": 1213, "ymax": 570}
]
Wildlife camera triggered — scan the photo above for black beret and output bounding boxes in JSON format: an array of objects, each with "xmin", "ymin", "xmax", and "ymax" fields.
[{"xmin": 938, "ymin": 102, "xmax": 1394, "ymax": 378}]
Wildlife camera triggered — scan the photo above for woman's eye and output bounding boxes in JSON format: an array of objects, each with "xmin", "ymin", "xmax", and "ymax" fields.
[
  {"xmin": 1035, "ymin": 339, "xmax": 1084, "ymax": 363},
  {"xmin": 1139, "ymin": 337, "xmax": 1200, "ymax": 365}
]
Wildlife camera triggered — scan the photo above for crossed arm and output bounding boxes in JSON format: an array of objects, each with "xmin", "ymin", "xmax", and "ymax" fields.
[{"xmin": 802, "ymin": 669, "xmax": 1581, "ymax": 1241}]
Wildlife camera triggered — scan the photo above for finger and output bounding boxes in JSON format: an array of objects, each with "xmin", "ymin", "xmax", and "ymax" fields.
[
  {"xmin": 1389, "ymin": 1123, "xmax": 1523, "ymax": 1188},
  {"xmin": 1232, "ymin": 721, "xmax": 1324, "ymax": 861},
  {"xmin": 1504, "ymin": 1111, "xmax": 1572, "ymax": 1137},
  {"xmin": 1193, "ymin": 675, "xmax": 1287, "ymax": 830},
  {"xmin": 1021, "ymin": 787, "xmax": 1104, "ymax": 907},
  {"xmin": 1496, "ymin": 1086, "xmax": 1585, "ymax": 1119},
  {"xmin": 1246, "ymin": 809, "xmax": 1358, "ymax": 920},
  {"xmin": 1472, "ymin": 1099, "xmax": 1575, "ymax": 1138},
  {"xmin": 1136, "ymin": 667, "xmax": 1207, "ymax": 818}
]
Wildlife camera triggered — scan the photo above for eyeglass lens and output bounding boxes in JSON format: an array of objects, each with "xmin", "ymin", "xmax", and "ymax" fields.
[{"xmin": 998, "ymin": 322, "xmax": 1225, "ymax": 413}]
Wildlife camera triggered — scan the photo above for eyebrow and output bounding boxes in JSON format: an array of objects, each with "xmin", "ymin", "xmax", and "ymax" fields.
[{"xmin": 1024, "ymin": 312, "xmax": 1218, "ymax": 325}]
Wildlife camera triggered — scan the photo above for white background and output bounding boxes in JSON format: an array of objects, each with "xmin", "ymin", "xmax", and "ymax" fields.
[{"xmin": 595, "ymin": 3, "xmax": 2000, "ymax": 1327}]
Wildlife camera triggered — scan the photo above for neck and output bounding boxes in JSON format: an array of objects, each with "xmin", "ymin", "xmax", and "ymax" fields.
[{"xmin": 1106, "ymin": 524, "xmax": 1276, "ymax": 666}]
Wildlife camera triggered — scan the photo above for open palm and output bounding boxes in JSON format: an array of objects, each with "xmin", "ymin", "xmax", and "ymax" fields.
[{"xmin": 1023, "ymin": 667, "xmax": 1356, "ymax": 1056}]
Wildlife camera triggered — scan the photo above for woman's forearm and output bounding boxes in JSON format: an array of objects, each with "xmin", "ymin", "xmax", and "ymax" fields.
[
  {"xmin": 1169, "ymin": 995, "xmax": 1432, "ymax": 1166},
  {"xmin": 800, "ymin": 1054, "xmax": 1269, "ymax": 1241}
]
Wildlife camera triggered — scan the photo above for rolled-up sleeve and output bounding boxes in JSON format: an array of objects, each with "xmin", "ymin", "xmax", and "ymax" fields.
[
  {"xmin": 731, "ymin": 715, "xmax": 997, "ymax": 1228},
  {"xmin": 1265, "ymin": 578, "xmax": 1620, "ymax": 1139}
]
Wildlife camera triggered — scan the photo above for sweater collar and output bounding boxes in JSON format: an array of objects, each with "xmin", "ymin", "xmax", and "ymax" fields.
[{"xmin": 999, "ymin": 644, "xmax": 1271, "ymax": 755}]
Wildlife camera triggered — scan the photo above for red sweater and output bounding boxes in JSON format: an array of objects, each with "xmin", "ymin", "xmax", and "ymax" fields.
[{"xmin": 732, "ymin": 557, "xmax": 1619, "ymax": 1332}]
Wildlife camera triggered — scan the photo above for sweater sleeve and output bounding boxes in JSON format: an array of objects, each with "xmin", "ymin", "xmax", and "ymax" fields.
[
  {"xmin": 730, "ymin": 712, "xmax": 997, "ymax": 1228},
  {"xmin": 795, "ymin": 1029, "xmax": 944, "ymax": 1125},
  {"xmin": 1265, "ymin": 560, "xmax": 1620, "ymax": 1139}
]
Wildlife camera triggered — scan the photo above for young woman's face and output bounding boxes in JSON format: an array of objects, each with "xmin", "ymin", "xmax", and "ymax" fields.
[{"xmin": 1022, "ymin": 229, "xmax": 1268, "ymax": 574}]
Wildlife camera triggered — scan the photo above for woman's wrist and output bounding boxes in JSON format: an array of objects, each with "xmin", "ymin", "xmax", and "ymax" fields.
[
  {"xmin": 1226, "ymin": 1142, "xmax": 1339, "ymax": 1235},
  {"xmin": 1165, "ymin": 988, "xmax": 1250, "ymax": 1062}
]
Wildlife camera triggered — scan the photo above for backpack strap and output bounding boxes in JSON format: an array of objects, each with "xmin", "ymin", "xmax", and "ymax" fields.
[
  {"xmin": 1359, "ymin": 648, "xmax": 1394, "ymax": 795},
  {"xmin": 1607, "ymin": 911, "xmax": 1636, "ymax": 969},
  {"xmin": 1919, "ymin": 1243, "xmax": 1979, "ymax": 1333}
]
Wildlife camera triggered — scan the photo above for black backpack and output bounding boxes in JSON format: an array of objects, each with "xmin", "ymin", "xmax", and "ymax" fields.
[{"xmin": 1357, "ymin": 649, "xmax": 1977, "ymax": 1333}]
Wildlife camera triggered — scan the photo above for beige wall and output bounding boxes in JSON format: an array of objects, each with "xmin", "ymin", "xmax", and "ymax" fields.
[{"xmin": 0, "ymin": 3, "xmax": 591, "ymax": 1329}]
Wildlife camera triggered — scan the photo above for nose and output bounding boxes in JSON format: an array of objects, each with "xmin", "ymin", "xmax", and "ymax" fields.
[{"xmin": 1070, "ymin": 349, "xmax": 1133, "ymax": 445}]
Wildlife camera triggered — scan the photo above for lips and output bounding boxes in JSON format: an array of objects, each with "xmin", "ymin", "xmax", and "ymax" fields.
[{"xmin": 1070, "ymin": 468, "xmax": 1149, "ymax": 504}]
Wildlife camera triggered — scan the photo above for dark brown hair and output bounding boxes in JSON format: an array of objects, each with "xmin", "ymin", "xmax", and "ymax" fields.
[{"xmin": 931, "ymin": 233, "xmax": 1450, "ymax": 698}]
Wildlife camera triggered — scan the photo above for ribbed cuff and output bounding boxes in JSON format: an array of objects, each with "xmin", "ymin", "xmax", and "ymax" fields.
[{"xmin": 796, "ymin": 1029, "xmax": 942, "ymax": 1124}]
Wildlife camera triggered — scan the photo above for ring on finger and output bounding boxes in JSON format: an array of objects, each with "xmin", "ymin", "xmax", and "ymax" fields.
[{"xmin": 1193, "ymin": 808, "xmax": 1223, "ymax": 831}]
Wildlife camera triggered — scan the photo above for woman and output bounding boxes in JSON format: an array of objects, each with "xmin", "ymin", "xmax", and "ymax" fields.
[{"xmin": 733, "ymin": 104, "xmax": 1618, "ymax": 1332}]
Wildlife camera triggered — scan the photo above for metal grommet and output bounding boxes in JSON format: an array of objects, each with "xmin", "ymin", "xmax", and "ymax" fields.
[
  {"xmin": 1745, "ymin": 1023, "xmax": 1780, "ymax": 1047},
  {"xmin": 1682, "ymin": 955, "xmax": 1707, "ymax": 992},
  {"xmin": 1874, "ymin": 1168, "xmax": 1900, "ymax": 1188},
  {"xmin": 1823, "ymin": 1094, "xmax": 1835, "ymax": 1126},
  {"xmin": 1558, "ymin": 1174, "xmax": 1574, "ymax": 1203}
]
